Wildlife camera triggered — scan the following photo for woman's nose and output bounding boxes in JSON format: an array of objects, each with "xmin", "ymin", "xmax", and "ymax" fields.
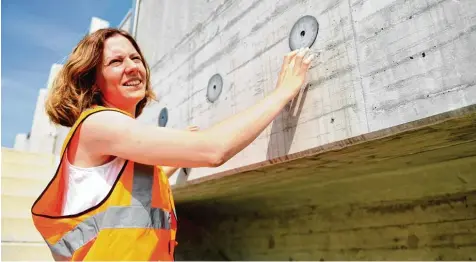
[{"xmin": 124, "ymin": 59, "xmax": 139, "ymax": 73}]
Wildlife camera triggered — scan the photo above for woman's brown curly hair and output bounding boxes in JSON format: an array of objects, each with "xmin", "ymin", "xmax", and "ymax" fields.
[{"xmin": 45, "ymin": 28, "xmax": 155, "ymax": 127}]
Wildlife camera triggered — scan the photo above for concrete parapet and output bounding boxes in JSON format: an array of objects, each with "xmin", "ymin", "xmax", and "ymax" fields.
[{"xmin": 1, "ymin": 148, "xmax": 56, "ymax": 261}]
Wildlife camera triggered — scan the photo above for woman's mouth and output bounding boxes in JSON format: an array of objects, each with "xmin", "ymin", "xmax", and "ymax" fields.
[{"xmin": 123, "ymin": 79, "xmax": 142, "ymax": 87}]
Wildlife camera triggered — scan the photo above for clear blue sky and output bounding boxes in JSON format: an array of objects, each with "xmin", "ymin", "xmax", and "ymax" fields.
[{"xmin": 1, "ymin": 0, "xmax": 133, "ymax": 148}]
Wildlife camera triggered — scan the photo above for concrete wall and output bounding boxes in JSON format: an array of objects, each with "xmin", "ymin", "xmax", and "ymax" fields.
[
  {"xmin": 1, "ymin": 148, "xmax": 58, "ymax": 261},
  {"xmin": 52, "ymin": 126, "xmax": 70, "ymax": 155},
  {"xmin": 13, "ymin": 133, "xmax": 29, "ymax": 151},
  {"xmin": 118, "ymin": 9, "xmax": 133, "ymax": 33},
  {"xmin": 132, "ymin": 1, "xmax": 476, "ymax": 260},
  {"xmin": 28, "ymin": 88, "xmax": 56, "ymax": 154},
  {"xmin": 46, "ymin": 64, "xmax": 62, "ymax": 90},
  {"xmin": 89, "ymin": 17, "xmax": 110, "ymax": 35},
  {"xmin": 135, "ymin": 0, "xmax": 476, "ymax": 184},
  {"xmin": 18, "ymin": 63, "xmax": 63, "ymax": 154}
]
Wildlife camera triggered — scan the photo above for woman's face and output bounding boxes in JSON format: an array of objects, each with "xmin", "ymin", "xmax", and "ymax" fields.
[{"xmin": 95, "ymin": 34, "xmax": 147, "ymax": 114}]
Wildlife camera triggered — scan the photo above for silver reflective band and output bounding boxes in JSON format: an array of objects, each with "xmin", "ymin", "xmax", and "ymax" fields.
[
  {"xmin": 134, "ymin": 163, "xmax": 178, "ymax": 222},
  {"xmin": 132, "ymin": 164, "xmax": 154, "ymax": 207},
  {"xmin": 47, "ymin": 206, "xmax": 172, "ymax": 258}
]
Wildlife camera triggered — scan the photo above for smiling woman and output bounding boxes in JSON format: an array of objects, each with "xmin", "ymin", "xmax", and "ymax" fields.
[
  {"xmin": 45, "ymin": 29, "xmax": 155, "ymax": 127},
  {"xmin": 31, "ymin": 28, "xmax": 313, "ymax": 261}
]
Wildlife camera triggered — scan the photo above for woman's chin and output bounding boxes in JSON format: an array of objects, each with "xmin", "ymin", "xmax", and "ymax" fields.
[
  {"xmin": 123, "ymin": 85, "xmax": 146, "ymax": 97},
  {"xmin": 123, "ymin": 84, "xmax": 143, "ymax": 92}
]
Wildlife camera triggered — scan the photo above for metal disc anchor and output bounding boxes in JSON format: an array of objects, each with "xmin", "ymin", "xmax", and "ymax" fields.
[
  {"xmin": 206, "ymin": 74, "xmax": 223, "ymax": 103},
  {"xmin": 289, "ymin": 15, "xmax": 319, "ymax": 51},
  {"xmin": 158, "ymin": 107, "xmax": 168, "ymax": 127}
]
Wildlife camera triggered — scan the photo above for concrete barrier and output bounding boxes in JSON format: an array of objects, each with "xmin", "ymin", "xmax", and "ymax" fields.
[
  {"xmin": 2, "ymin": 242, "xmax": 53, "ymax": 261},
  {"xmin": 2, "ymin": 195, "xmax": 38, "ymax": 218},
  {"xmin": 1, "ymin": 148, "xmax": 55, "ymax": 261}
]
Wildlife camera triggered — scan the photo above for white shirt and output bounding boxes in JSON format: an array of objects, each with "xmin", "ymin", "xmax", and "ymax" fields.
[{"xmin": 62, "ymin": 154, "xmax": 126, "ymax": 216}]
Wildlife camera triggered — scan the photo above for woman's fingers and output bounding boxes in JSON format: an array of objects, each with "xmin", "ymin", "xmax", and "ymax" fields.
[
  {"xmin": 277, "ymin": 49, "xmax": 300, "ymax": 86},
  {"xmin": 280, "ymin": 49, "xmax": 299, "ymax": 76},
  {"xmin": 302, "ymin": 54, "xmax": 315, "ymax": 70},
  {"xmin": 276, "ymin": 48, "xmax": 314, "ymax": 92},
  {"xmin": 294, "ymin": 47, "xmax": 309, "ymax": 72},
  {"xmin": 283, "ymin": 49, "xmax": 299, "ymax": 65},
  {"xmin": 282, "ymin": 48, "xmax": 311, "ymax": 72}
]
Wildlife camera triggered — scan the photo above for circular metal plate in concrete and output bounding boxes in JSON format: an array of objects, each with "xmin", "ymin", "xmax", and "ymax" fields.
[
  {"xmin": 289, "ymin": 15, "xmax": 319, "ymax": 51},
  {"xmin": 158, "ymin": 107, "xmax": 168, "ymax": 127},
  {"xmin": 206, "ymin": 74, "xmax": 223, "ymax": 103}
]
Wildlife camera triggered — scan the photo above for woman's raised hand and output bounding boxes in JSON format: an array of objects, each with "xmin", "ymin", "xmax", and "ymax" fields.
[{"xmin": 276, "ymin": 47, "xmax": 314, "ymax": 98}]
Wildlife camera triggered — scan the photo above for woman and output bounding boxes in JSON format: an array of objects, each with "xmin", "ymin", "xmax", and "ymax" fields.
[{"xmin": 31, "ymin": 28, "xmax": 313, "ymax": 261}]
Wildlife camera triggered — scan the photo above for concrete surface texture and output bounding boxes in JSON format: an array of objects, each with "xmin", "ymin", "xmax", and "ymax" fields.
[
  {"xmin": 1, "ymin": 148, "xmax": 57, "ymax": 261},
  {"xmin": 135, "ymin": 0, "xmax": 476, "ymax": 183},
  {"xmin": 16, "ymin": 63, "xmax": 63, "ymax": 154},
  {"xmin": 133, "ymin": 0, "xmax": 476, "ymax": 260}
]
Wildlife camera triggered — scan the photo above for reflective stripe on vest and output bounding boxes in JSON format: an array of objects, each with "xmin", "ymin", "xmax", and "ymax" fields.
[
  {"xmin": 49, "ymin": 163, "xmax": 172, "ymax": 258},
  {"xmin": 48, "ymin": 206, "xmax": 172, "ymax": 257}
]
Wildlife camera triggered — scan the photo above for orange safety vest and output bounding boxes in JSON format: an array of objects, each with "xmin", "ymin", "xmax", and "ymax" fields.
[{"xmin": 31, "ymin": 106, "xmax": 178, "ymax": 261}]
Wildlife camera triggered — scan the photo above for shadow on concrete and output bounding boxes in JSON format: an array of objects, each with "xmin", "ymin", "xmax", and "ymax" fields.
[
  {"xmin": 266, "ymin": 85, "xmax": 309, "ymax": 160},
  {"xmin": 175, "ymin": 168, "xmax": 192, "ymax": 185},
  {"xmin": 175, "ymin": 85, "xmax": 309, "ymax": 185},
  {"xmin": 175, "ymin": 212, "xmax": 231, "ymax": 261}
]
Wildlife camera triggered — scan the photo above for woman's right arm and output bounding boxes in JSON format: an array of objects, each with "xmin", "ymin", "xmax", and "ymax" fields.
[{"xmin": 82, "ymin": 48, "xmax": 313, "ymax": 168}]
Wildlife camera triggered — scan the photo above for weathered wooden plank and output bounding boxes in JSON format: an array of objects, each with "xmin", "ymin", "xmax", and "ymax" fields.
[{"xmin": 177, "ymin": 191, "xmax": 476, "ymax": 260}]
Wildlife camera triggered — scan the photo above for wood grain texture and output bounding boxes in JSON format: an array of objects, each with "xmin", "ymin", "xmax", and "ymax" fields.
[{"xmin": 176, "ymin": 191, "xmax": 476, "ymax": 260}]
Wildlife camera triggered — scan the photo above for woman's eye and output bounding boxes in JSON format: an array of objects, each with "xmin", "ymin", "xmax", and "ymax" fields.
[
  {"xmin": 109, "ymin": 59, "xmax": 122, "ymax": 66},
  {"xmin": 133, "ymin": 57, "xmax": 142, "ymax": 62}
]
